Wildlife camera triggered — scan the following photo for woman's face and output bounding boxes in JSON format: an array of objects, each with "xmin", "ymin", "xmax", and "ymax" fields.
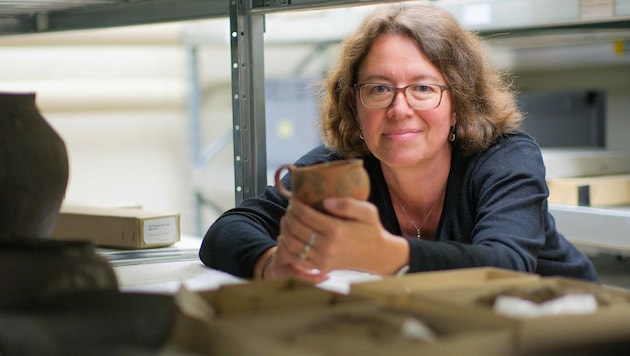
[{"xmin": 355, "ymin": 33, "xmax": 455, "ymax": 169}]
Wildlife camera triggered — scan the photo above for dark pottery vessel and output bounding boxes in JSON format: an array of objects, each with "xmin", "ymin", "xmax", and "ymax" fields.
[
  {"xmin": 0, "ymin": 92, "xmax": 69, "ymax": 239},
  {"xmin": 0, "ymin": 93, "xmax": 117, "ymax": 309},
  {"xmin": 0, "ymin": 237, "xmax": 119, "ymax": 309}
]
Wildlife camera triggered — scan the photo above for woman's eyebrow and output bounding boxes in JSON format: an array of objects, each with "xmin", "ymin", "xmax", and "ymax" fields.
[{"xmin": 359, "ymin": 73, "xmax": 443, "ymax": 83}]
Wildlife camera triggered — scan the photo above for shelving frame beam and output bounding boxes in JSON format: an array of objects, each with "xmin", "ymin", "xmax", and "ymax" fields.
[
  {"xmin": 230, "ymin": 0, "xmax": 268, "ymax": 204},
  {"xmin": 0, "ymin": 0, "xmax": 229, "ymax": 34}
]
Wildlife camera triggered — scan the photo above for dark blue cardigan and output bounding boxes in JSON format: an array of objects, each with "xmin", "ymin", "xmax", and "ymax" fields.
[{"xmin": 200, "ymin": 131, "xmax": 599, "ymax": 282}]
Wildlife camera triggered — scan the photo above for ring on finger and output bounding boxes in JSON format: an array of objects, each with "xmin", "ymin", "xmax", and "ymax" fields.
[
  {"xmin": 299, "ymin": 231, "xmax": 318, "ymax": 260},
  {"xmin": 299, "ymin": 243, "xmax": 311, "ymax": 260},
  {"xmin": 307, "ymin": 231, "xmax": 318, "ymax": 247}
]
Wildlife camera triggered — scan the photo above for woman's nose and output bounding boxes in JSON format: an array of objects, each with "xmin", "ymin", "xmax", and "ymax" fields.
[{"xmin": 388, "ymin": 91, "xmax": 414, "ymax": 116}]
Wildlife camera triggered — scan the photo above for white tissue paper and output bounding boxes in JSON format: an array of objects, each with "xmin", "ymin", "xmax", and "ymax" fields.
[{"xmin": 493, "ymin": 294, "xmax": 598, "ymax": 318}]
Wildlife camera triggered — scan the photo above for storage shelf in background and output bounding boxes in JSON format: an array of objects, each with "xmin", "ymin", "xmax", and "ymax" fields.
[{"xmin": 550, "ymin": 204, "xmax": 630, "ymax": 256}]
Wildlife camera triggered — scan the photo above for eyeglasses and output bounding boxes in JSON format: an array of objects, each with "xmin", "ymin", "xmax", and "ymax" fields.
[{"xmin": 354, "ymin": 83, "xmax": 450, "ymax": 111}]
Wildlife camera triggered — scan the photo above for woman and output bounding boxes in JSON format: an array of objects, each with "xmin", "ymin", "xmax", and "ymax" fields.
[{"xmin": 199, "ymin": 3, "xmax": 599, "ymax": 283}]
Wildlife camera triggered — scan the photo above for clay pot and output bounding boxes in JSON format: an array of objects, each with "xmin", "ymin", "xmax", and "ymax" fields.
[
  {"xmin": 0, "ymin": 92, "xmax": 69, "ymax": 239},
  {"xmin": 274, "ymin": 159, "xmax": 370, "ymax": 212},
  {"xmin": 0, "ymin": 93, "xmax": 118, "ymax": 309}
]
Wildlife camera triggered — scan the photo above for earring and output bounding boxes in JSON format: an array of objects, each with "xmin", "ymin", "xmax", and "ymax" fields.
[
  {"xmin": 359, "ymin": 131, "xmax": 364, "ymax": 140},
  {"xmin": 448, "ymin": 125, "xmax": 456, "ymax": 142}
]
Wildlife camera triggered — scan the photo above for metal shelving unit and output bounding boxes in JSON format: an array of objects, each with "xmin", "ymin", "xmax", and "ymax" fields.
[
  {"xmin": 1, "ymin": 0, "xmax": 629, "ymax": 250},
  {"xmin": 2, "ymin": 0, "xmax": 629, "ymax": 202}
]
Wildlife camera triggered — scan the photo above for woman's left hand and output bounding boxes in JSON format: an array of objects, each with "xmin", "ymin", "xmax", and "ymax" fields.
[{"xmin": 279, "ymin": 197, "xmax": 408, "ymax": 275}]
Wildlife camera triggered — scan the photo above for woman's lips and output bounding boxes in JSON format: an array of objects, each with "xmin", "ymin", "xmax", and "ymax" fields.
[{"xmin": 383, "ymin": 129, "xmax": 421, "ymax": 141}]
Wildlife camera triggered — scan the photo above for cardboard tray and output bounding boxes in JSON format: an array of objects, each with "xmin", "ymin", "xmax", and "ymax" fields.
[
  {"xmin": 349, "ymin": 267, "xmax": 540, "ymax": 308},
  {"xmin": 402, "ymin": 277, "xmax": 630, "ymax": 355},
  {"xmin": 203, "ymin": 302, "xmax": 514, "ymax": 356},
  {"xmin": 195, "ymin": 278, "xmax": 361, "ymax": 317},
  {"xmin": 164, "ymin": 280, "xmax": 362, "ymax": 354},
  {"xmin": 165, "ymin": 278, "xmax": 513, "ymax": 355}
]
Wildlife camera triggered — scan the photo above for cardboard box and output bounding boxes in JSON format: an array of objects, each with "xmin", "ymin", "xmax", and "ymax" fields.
[
  {"xmin": 164, "ymin": 275, "xmax": 515, "ymax": 355},
  {"xmin": 403, "ymin": 277, "xmax": 630, "ymax": 354},
  {"xmin": 196, "ymin": 278, "xmax": 361, "ymax": 317},
  {"xmin": 166, "ymin": 272, "xmax": 630, "ymax": 354},
  {"xmin": 201, "ymin": 301, "xmax": 514, "ymax": 356},
  {"xmin": 51, "ymin": 205, "xmax": 180, "ymax": 249},
  {"xmin": 350, "ymin": 267, "xmax": 540, "ymax": 308},
  {"xmin": 164, "ymin": 280, "xmax": 373, "ymax": 354},
  {"xmin": 547, "ymin": 174, "xmax": 630, "ymax": 207}
]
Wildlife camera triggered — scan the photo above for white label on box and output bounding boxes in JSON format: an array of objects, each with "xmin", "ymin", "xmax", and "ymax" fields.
[{"xmin": 144, "ymin": 216, "xmax": 178, "ymax": 244}]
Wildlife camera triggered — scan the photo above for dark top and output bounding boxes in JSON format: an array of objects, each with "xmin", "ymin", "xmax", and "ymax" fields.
[{"xmin": 199, "ymin": 132, "xmax": 600, "ymax": 282}]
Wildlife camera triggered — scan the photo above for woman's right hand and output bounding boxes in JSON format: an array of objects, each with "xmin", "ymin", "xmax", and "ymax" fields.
[{"xmin": 256, "ymin": 244, "xmax": 330, "ymax": 284}]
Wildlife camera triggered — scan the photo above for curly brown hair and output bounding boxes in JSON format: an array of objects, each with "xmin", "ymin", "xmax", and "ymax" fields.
[{"xmin": 318, "ymin": 3, "xmax": 523, "ymax": 158}]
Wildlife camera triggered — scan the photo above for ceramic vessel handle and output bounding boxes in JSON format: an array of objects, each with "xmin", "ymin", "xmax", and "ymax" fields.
[{"xmin": 274, "ymin": 164, "xmax": 293, "ymax": 199}]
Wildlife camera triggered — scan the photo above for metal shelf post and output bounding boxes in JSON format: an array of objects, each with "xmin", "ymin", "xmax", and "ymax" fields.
[{"xmin": 230, "ymin": 0, "xmax": 268, "ymax": 204}]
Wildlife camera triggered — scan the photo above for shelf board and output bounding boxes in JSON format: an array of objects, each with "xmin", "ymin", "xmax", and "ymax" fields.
[
  {"xmin": 550, "ymin": 204, "xmax": 630, "ymax": 255},
  {"xmin": 0, "ymin": 0, "xmax": 229, "ymax": 35},
  {"xmin": 3, "ymin": 0, "xmax": 630, "ymax": 36}
]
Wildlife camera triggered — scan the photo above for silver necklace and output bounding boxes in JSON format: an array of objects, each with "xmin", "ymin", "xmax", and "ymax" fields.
[{"xmin": 395, "ymin": 195, "xmax": 439, "ymax": 240}]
